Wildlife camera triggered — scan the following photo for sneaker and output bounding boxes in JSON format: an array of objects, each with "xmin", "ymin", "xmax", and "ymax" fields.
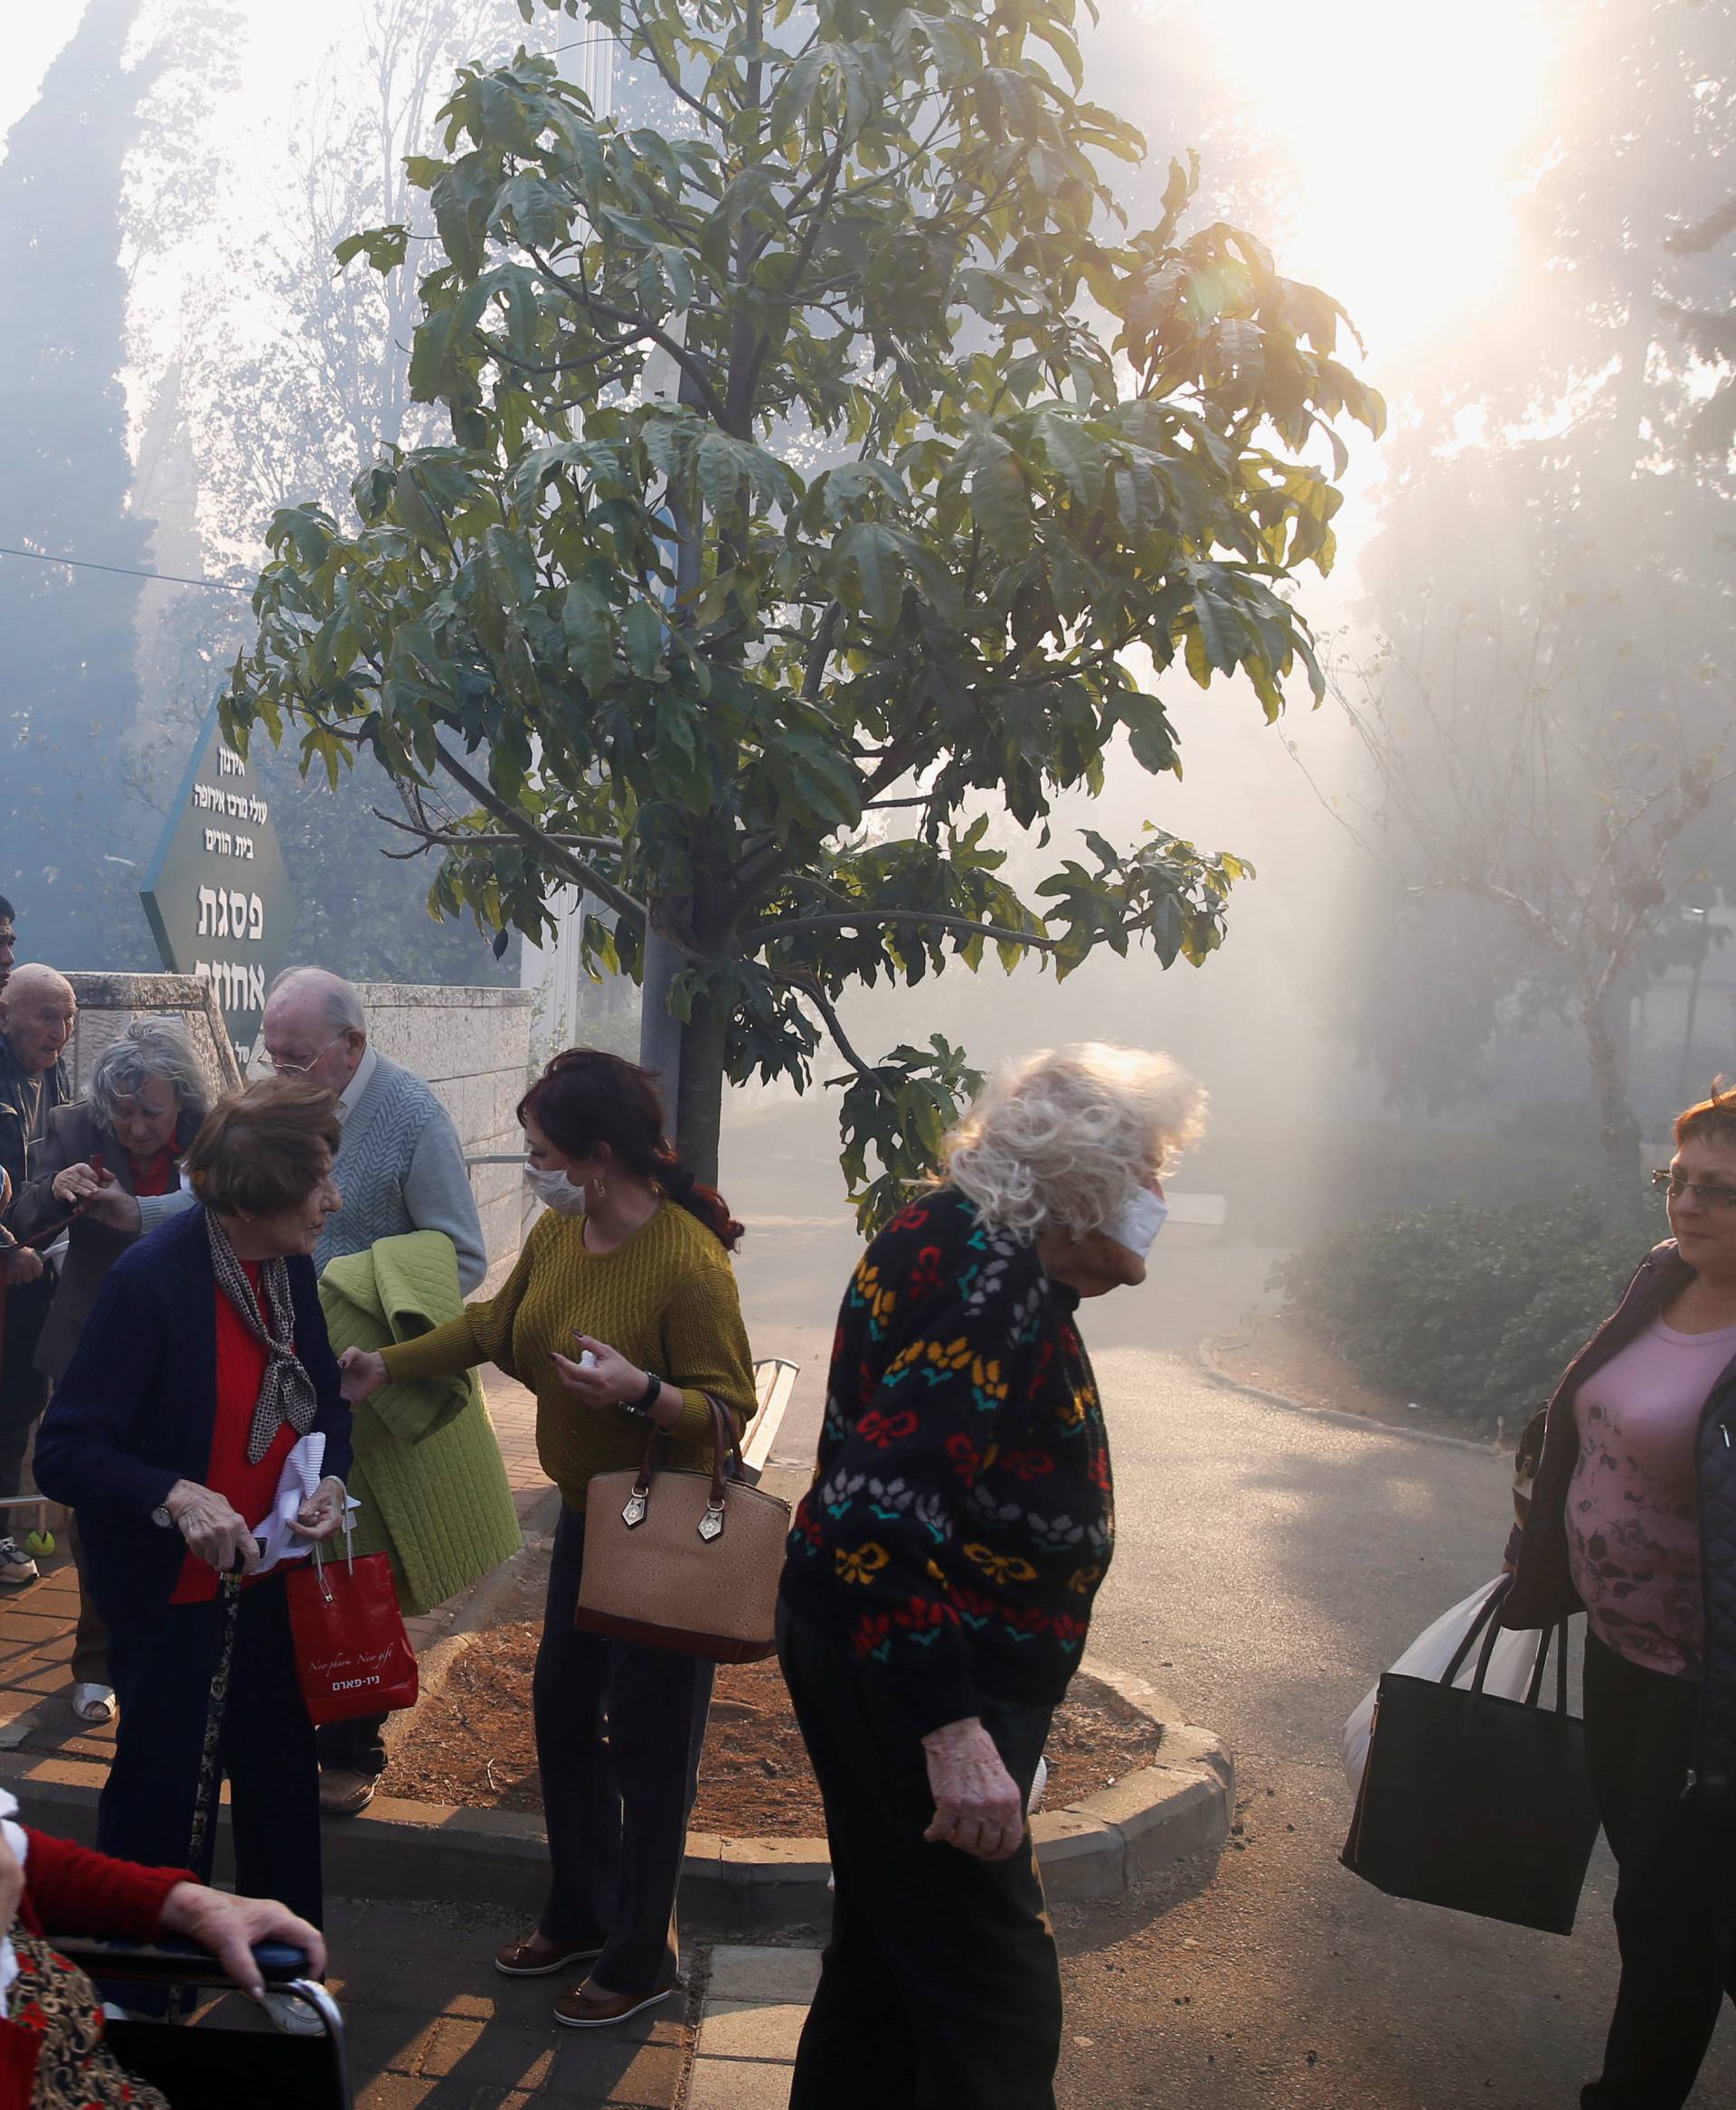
[
  {"xmin": 317, "ymin": 1768, "xmax": 376, "ymax": 1817},
  {"xmin": 261, "ymin": 1990, "xmax": 327, "ymax": 2037},
  {"xmin": 0, "ymin": 1539, "xmax": 38, "ymax": 1587}
]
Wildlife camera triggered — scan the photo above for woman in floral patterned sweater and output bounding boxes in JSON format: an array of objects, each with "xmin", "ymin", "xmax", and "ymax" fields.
[{"xmin": 778, "ymin": 1043, "xmax": 1204, "ymax": 2110}]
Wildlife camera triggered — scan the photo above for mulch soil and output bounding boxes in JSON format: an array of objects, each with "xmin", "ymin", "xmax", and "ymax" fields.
[{"xmin": 392, "ymin": 1621, "xmax": 1165, "ymax": 1834}]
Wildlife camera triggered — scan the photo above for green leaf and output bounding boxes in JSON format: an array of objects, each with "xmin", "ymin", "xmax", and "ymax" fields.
[
  {"xmin": 623, "ymin": 600, "xmax": 665, "ymax": 678},
  {"xmin": 334, "ymin": 223, "xmax": 410, "ymax": 274},
  {"xmin": 835, "ymin": 521, "xmax": 904, "ymax": 626}
]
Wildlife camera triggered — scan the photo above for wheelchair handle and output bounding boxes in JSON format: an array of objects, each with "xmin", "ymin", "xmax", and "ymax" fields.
[{"xmin": 50, "ymin": 1936, "xmax": 317, "ymax": 1988}]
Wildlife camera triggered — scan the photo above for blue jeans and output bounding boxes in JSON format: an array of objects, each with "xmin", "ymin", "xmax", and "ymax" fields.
[{"xmin": 533, "ymin": 1503, "xmax": 714, "ymax": 1992}]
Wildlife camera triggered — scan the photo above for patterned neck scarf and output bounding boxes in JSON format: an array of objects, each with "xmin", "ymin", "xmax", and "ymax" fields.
[{"xmin": 204, "ymin": 1210, "xmax": 318, "ymax": 1465}]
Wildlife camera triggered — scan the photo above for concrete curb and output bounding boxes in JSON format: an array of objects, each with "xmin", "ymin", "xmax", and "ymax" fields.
[
  {"xmin": 0, "ymin": 1669, "xmax": 1233, "ymax": 1936},
  {"xmin": 1196, "ymin": 1334, "xmax": 1509, "ymax": 1457}
]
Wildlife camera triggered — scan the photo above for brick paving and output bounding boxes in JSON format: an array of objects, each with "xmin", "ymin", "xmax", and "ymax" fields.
[{"xmin": 317, "ymin": 1898, "xmax": 693, "ymax": 2109}]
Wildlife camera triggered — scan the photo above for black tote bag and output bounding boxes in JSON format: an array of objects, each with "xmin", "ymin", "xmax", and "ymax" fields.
[{"xmin": 1341, "ymin": 1582, "xmax": 1600, "ymax": 1936}]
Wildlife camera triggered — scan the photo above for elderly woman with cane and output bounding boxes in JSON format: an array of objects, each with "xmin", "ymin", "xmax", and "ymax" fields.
[
  {"xmin": 778, "ymin": 1042, "xmax": 1203, "ymax": 2110},
  {"xmin": 33, "ymin": 1079, "xmax": 351, "ymax": 2030},
  {"xmin": 12, "ymin": 1019, "xmax": 210, "ymax": 1724}
]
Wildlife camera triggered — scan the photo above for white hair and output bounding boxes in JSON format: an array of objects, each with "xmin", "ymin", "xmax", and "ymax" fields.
[
  {"xmin": 89, "ymin": 1020, "xmax": 209, "ymax": 1132},
  {"xmin": 267, "ymin": 966, "xmax": 366, "ymax": 1037},
  {"xmin": 944, "ymin": 1042, "xmax": 1206, "ymax": 1243}
]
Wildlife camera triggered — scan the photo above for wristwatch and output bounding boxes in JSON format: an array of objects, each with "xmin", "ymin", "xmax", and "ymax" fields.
[
  {"xmin": 151, "ymin": 1502, "xmax": 175, "ymax": 1530},
  {"xmin": 621, "ymin": 1370, "xmax": 665, "ymax": 1420}
]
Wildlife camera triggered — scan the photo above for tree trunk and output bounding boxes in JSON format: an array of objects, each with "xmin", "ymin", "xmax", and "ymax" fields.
[
  {"xmin": 675, "ymin": 993, "xmax": 728, "ymax": 1190},
  {"xmin": 637, "ymin": 925, "xmax": 684, "ymax": 1117},
  {"xmin": 1581, "ymin": 991, "xmax": 1645, "ymax": 1230}
]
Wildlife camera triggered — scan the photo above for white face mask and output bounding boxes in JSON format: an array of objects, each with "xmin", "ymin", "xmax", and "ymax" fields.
[
  {"xmin": 524, "ymin": 1162, "xmax": 588, "ymax": 1216},
  {"xmin": 1105, "ymin": 1185, "xmax": 1168, "ymax": 1258}
]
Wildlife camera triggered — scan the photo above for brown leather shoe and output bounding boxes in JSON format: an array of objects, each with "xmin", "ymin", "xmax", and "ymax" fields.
[
  {"xmin": 318, "ymin": 1769, "xmax": 376, "ymax": 1817},
  {"xmin": 552, "ymin": 1979, "xmax": 675, "ymax": 2029},
  {"xmin": 493, "ymin": 1932, "xmax": 606, "ymax": 1979}
]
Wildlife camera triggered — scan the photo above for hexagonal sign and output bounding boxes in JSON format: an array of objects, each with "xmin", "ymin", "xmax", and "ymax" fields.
[{"xmin": 139, "ymin": 705, "xmax": 296, "ymax": 1070}]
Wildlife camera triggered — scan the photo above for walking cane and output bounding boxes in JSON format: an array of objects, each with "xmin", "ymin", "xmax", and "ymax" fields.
[{"xmin": 175, "ymin": 1549, "xmax": 249, "ymax": 2021}]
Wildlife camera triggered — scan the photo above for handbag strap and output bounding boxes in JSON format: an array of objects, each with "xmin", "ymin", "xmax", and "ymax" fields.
[
  {"xmin": 1458, "ymin": 1585, "xmax": 1572, "ymax": 1719},
  {"xmin": 1521, "ymin": 1620, "xmax": 1571, "ymax": 1711},
  {"xmin": 630, "ymin": 1390, "xmax": 746, "ymax": 1503},
  {"xmin": 1439, "ymin": 1578, "xmax": 1510, "ymax": 1686}
]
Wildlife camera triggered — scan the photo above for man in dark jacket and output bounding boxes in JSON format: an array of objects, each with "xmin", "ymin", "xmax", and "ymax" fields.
[{"xmin": 0, "ymin": 964, "xmax": 75, "ymax": 1585}]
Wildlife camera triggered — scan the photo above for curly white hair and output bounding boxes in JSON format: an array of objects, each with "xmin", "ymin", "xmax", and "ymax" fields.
[{"xmin": 943, "ymin": 1042, "xmax": 1205, "ymax": 1244}]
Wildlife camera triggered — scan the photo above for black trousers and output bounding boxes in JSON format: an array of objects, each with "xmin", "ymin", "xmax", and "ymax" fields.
[
  {"xmin": 1580, "ymin": 1630, "xmax": 1736, "ymax": 2109},
  {"xmin": 0, "ymin": 1271, "xmax": 52, "ymax": 1502},
  {"xmin": 316, "ymin": 1712, "xmax": 389, "ymax": 1777},
  {"xmin": 777, "ymin": 1603, "xmax": 1062, "ymax": 2110},
  {"xmin": 533, "ymin": 1503, "xmax": 713, "ymax": 1992},
  {"xmin": 99, "ymin": 1573, "xmax": 323, "ymax": 1929},
  {"xmin": 63, "ymin": 1512, "xmax": 109, "ymax": 1686}
]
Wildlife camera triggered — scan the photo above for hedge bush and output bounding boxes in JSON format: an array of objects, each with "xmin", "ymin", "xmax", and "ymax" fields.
[
  {"xmin": 1274, "ymin": 1192, "xmax": 1653, "ymax": 1434},
  {"xmin": 1187, "ymin": 1120, "xmax": 1594, "ymax": 1248}
]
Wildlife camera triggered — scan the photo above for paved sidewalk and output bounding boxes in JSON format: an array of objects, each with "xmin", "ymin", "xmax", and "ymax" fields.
[
  {"xmin": 0, "ymin": 1370, "xmax": 548, "ymax": 1762},
  {"xmin": 319, "ymin": 1897, "xmax": 693, "ymax": 2108},
  {"xmin": 685, "ymin": 1948, "xmax": 817, "ymax": 2109}
]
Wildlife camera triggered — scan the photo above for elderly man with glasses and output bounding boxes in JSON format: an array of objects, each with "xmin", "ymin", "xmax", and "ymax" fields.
[
  {"xmin": 259, "ymin": 966, "xmax": 501, "ymax": 1816},
  {"xmin": 260, "ymin": 967, "xmax": 486, "ymax": 1295}
]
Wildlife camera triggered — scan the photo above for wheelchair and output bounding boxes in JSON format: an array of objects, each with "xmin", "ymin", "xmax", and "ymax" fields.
[{"xmin": 45, "ymin": 1936, "xmax": 349, "ymax": 2109}]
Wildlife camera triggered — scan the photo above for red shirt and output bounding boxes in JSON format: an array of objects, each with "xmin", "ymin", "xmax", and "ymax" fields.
[
  {"xmin": 125, "ymin": 1146, "xmax": 176, "ymax": 1198},
  {"xmin": 171, "ymin": 1265, "xmax": 297, "ymax": 1605}
]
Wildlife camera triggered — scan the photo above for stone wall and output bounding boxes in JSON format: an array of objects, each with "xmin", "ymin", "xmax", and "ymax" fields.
[
  {"xmin": 61, "ymin": 974, "xmax": 533, "ymax": 1276},
  {"xmin": 63, "ymin": 974, "xmax": 242, "ymax": 1106}
]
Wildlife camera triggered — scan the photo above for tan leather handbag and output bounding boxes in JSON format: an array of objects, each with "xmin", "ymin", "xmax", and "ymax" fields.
[{"xmin": 574, "ymin": 1393, "xmax": 791, "ymax": 1662}]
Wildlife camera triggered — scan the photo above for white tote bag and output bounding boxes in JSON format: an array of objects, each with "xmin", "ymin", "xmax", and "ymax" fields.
[{"xmin": 1342, "ymin": 1578, "xmax": 1543, "ymax": 1797}]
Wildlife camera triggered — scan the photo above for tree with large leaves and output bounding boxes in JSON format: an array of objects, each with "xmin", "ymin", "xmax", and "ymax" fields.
[{"xmin": 221, "ymin": 0, "xmax": 1381, "ymax": 1213}]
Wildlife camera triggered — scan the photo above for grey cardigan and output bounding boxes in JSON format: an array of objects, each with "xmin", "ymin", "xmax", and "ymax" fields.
[{"xmin": 316, "ymin": 1052, "xmax": 486, "ymax": 1293}]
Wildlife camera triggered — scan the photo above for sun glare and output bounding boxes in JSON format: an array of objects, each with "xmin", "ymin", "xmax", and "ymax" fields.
[{"xmin": 1230, "ymin": 0, "xmax": 1552, "ymax": 359}]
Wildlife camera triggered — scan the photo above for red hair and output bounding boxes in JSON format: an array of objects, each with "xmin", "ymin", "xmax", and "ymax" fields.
[
  {"xmin": 518, "ymin": 1049, "xmax": 743, "ymax": 1252},
  {"xmin": 1675, "ymin": 1079, "xmax": 1736, "ymax": 1154}
]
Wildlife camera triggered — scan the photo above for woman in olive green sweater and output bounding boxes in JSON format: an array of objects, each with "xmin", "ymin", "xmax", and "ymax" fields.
[{"xmin": 341, "ymin": 1050, "xmax": 755, "ymax": 2030}]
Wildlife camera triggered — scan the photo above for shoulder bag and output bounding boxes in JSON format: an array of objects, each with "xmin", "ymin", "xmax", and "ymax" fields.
[
  {"xmin": 575, "ymin": 1393, "xmax": 790, "ymax": 1662},
  {"xmin": 1341, "ymin": 1579, "xmax": 1599, "ymax": 1936}
]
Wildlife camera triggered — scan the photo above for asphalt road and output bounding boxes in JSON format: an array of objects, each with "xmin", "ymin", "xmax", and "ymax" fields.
[{"xmin": 738, "ymin": 1219, "xmax": 1736, "ymax": 2110}]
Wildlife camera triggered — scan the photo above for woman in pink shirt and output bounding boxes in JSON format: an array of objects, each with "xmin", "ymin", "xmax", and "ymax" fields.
[{"xmin": 1505, "ymin": 1087, "xmax": 1736, "ymax": 2110}]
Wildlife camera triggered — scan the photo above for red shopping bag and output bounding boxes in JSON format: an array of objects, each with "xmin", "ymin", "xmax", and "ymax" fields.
[{"xmin": 285, "ymin": 1542, "xmax": 419, "ymax": 1726}]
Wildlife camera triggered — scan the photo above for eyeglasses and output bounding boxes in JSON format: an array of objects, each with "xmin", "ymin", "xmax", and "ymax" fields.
[
  {"xmin": 269, "ymin": 1034, "xmax": 342, "ymax": 1078},
  {"xmin": 1651, "ymin": 1169, "xmax": 1736, "ymax": 1210}
]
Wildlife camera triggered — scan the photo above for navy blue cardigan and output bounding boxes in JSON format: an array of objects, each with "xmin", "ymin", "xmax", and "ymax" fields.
[{"xmin": 33, "ymin": 1204, "xmax": 352, "ymax": 1614}]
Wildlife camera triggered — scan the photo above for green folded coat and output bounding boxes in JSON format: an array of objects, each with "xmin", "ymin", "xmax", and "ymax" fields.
[{"xmin": 318, "ymin": 1230, "xmax": 522, "ymax": 1617}]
